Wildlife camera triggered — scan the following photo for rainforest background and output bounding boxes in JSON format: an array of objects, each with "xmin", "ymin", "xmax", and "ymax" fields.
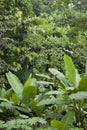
[{"xmin": 0, "ymin": 0, "xmax": 87, "ymax": 130}]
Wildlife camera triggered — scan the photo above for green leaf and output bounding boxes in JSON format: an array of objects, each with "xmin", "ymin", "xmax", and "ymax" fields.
[
  {"xmin": 48, "ymin": 68, "xmax": 72, "ymax": 88},
  {"xmin": 76, "ymin": 70, "xmax": 81, "ymax": 88},
  {"xmin": 11, "ymin": 93, "xmax": 20, "ymax": 105},
  {"xmin": 30, "ymin": 100, "xmax": 43, "ymax": 116},
  {"xmin": 61, "ymin": 111, "xmax": 75, "ymax": 130},
  {"xmin": 64, "ymin": 55, "xmax": 76, "ymax": 87},
  {"xmin": 24, "ymin": 76, "xmax": 37, "ymax": 88},
  {"xmin": 48, "ymin": 68, "xmax": 65, "ymax": 78},
  {"xmin": 5, "ymin": 89, "xmax": 13, "ymax": 100},
  {"xmin": 36, "ymin": 74, "xmax": 51, "ymax": 79},
  {"xmin": 46, "ymin": 90, "xmax": 64, "ymax": 95},
  {"xmin": 22, "ymin": 85, "xmax": 37, "ymax": 106},
  {"xmin": 24, "ymin": 75, "xmax": 31, "ymax": 88},
  {"xmin": 15, "ymin": 106, "xmax": 30, "ymax": 115},
  {"xmin": 0, "ymin": 101, "xmax": 14, "ymax": 110},
  {"xmin": 78, "ymin": 75, "xmax": 87, "ymax": 91},
  {"xmin": 6, "ymin": 71, "xmax": 24, "ymax": 99},
  {"xmin": 69, "ymin": 92, "xmax": 87, "ymax": 100},
  {"xmin": 51, "ymin": 119, "xmax": 64, "ymax": 130},
  {"xmin": 1, "ymin": 88, "xmax": 6, "ymax": 98},
  {"xmin": 37, "ymin": 81, "xmax": 54, "ymax": 85},
  {"xmin": 37, "ymin": 98, "xmax": 65, "ymax": 106},
  {"xmin": 0, "ymin": 98, "xmax": 9, "ymax": 102},
  {"xmin": 23, "ymin": 76, "xmax": 37, "ymax": 106}
]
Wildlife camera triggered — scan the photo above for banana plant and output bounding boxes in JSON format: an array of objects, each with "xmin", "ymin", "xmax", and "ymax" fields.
[
  {"xmin": 2, "ymin": 55, "xmax": 87, "ymax": 129},
  {"xmin": 4, "ymin": 72, "xmax": 43, "ymax": 116},
  {"xmin": 48, "ymin": 55, "xmax": 87, "ymax": 129},
  {"xmin": 36, "ymin": 55, "xmax": 87, "ymax": 130}
]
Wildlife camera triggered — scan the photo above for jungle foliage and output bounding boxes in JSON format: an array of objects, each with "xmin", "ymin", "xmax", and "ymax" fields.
[
  {"xmin": 0, "ymin": 55, "xmax": 87, "ymax": 129},
  {"xmin": 0, "ymin": 0, "xmax": 87, "ymax": 129}
]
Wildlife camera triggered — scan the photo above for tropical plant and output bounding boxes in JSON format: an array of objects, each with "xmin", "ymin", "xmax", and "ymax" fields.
[
  {"xmin": 0, "ymin": 0, "xmax": 87, "ymax": 129},
  {"xmin": 0, "ymin": 55, "xmax": 87, "ymax": 129},
  {"xmin": 36, "ymin": 55, "xmax": 87, "ymax": 130}
]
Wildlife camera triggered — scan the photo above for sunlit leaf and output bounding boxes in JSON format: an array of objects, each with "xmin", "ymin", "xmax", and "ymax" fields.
[
  {"xmin": 64, "ymin": 55, "xmax": 76, "ymax": 87},
  {"xmin": 22, "ymin": 85, "xmax": 37, "ymax": 106},
  {"xmin": 69, "ymin": 92, "xmax": 87, "ymax": 100},
  {"xmin": 51, "ymin": 119, "xmax": 64, "ymax": 130},
  {"xmin": 49, "ymin": 68, "xmax": 72, "ymax": 88},
  {"xmin": 24, "ymin": 76, "xmax": 37, "ymax": 88},
  {"xmin": 11, "ymin": 93, "xmax": 20, "ymax": 105},
  {"xmin": 37, "ymin": 81, "xmax": 54, "ymax": 85},
  {"xmin": 46, "ymin": 90, "xmax": 64, "ymax": 95},
  {"xmin": 37, "ymin": 98, "xmax": 65, "ymax": 106},
  {"xmin": 36, "ymin": 74, "xmax": 51, "ymax": 79},
  {"xmin": 78, "ymin": 75, "xmax": 87, "ymax": 91},
  {"xmin": 6, "ymin": 71, "xmax": 24, "ymax": 99}
]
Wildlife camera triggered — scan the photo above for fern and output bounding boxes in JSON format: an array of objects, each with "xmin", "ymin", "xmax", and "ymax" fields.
[
  {"xmin": 36, "ymin": 127, "xmax": 57, "ymax": 130},
  {"xmin": 0, "ymin": 117, "xmax": 47, "ymax": 130}
]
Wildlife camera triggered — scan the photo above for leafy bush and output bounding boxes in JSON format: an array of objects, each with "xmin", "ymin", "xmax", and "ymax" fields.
[{"xmin": 0, "ymin": 55, "xmax": 87, "ymax": 129}]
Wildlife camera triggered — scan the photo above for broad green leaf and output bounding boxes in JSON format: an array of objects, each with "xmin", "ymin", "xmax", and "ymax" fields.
[
  {"xmin": 30, "ymin": 100, "xmax": 42, "ymax": 116},
  {"xmin": 66, "ymin": 87, "xmax": 78, "ymax": 95},
  {"xmin": 22, "ymin": 85, "xmax": 37, "ymax": 106},
  {"xmin": 64, "ymin": 55, "xmax": 76, "ymax": 87},
  {"xmin": 15, "ymin": 106, "xmax": 30, "ymax": 115},
  {"xmin": 61, "ymin": 111, "xmax": 75, "ymax": 130},
  {"xmin": 5, "ymin": 89, "xmax": 13, "ymax": 100},
  {"xmin": 11, "ymin": 93, "xmax": 20, "ymax": 105},
  {"xmin": 0, "ymin": 98, "xmax": 9, "ymax": 102},
  {"xmin": 29, "ymin": 78, "xmax": 37, "ymax": 86},
  {"xmin": 37, "ymin": 81, "xmax": 54, "ymax": 85},
  {"xmin": 76, "ymin": 69, "xmax": 81, "ymax": 88},
  {"xmin": 24, "ymin": 75, "xmax": 31, "ymax": 88},
  {"xmin": 49, "ymin": 68, "xmax": 72, "ymax": 88},
  {"xmin": 23, "ymin": 76, "xmax": 37, "ymax": 106},
  {"xmin": 46, "ymin": 90, "xmax": 64, "ymax": 95},
  {"xmin": 48, "ymin": 68, "xmax": 65, "ymax": 78},
  {"xmin": 1, "ymin": 101, "xmax": 14, "ymax": 109},
  {"xmin": 51, "ymin": 119, "xmax": 64, "ymax": 130},
  {"xmin": 37, "ymin": 98, "xmax": 65, "ymax": 106},
  {"xmin": 69, "ymin": 92, "xmax": 87, "ymax": 100},
  {"xmin": 24, "ymin": 76, "xmax": 37, "ymax": 88},
  {"xmin": 36, "ymin": 74, "xmax": 51, "ymax": 79},
  {"xmin": 78, "ymin": 75, "xmax": 87, "ymax": 91},
  {"xmin": 1, "ymin": 88, "xmax": 6, "ymax": 98},
  {"xmin": 6, "ymin": 71, "xmax": 24, "ymax": 99}
]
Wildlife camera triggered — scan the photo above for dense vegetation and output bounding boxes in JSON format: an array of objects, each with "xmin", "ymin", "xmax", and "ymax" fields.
[{"xmin": 0, "ymin": 0, "xmax": 87, "ymax": 129}]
